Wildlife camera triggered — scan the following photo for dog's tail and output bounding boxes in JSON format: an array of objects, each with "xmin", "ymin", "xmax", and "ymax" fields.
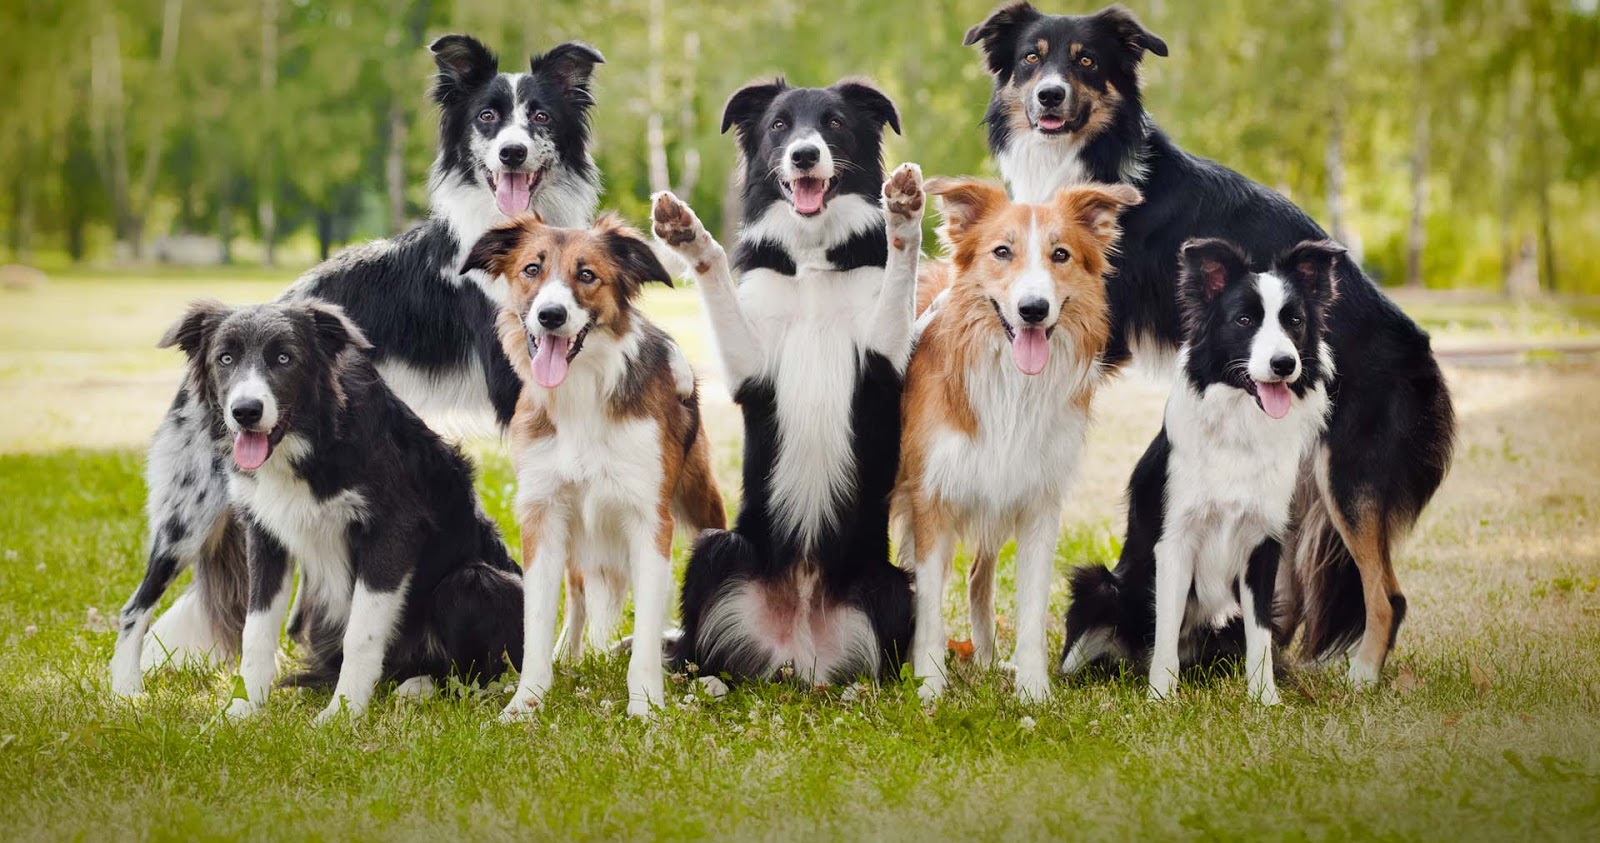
[
  {"xmin": 673, "ymin": 409, "xmax": 727, "ymax": 535},
  {"xmin": 1060, "ymin": 564, "xmax": 1130, "ymax": 674}
]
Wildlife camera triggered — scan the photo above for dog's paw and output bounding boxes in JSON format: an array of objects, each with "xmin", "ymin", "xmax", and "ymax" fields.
[
  {"xmin": 626, "ymin": 697, "xmax": 659, "ymax": 719},
  {"xmin": 109, "ymin": 672, "xmax": 145, "ymax": 700},
  {"xmin": 651, "ymin": 192, "xmax": 711, "ymax": 255},
  {"xmin": 1147, "ymin": 670, "xmax": 1179, "ymax": 702},
  {"xmin": 223, "ymin": 697, "xmax": 261, "ymax": 721},
  {"xmin": 916, "ymin": 674, "xmax": 946, "ymax": 704},
  {"xmin": 394, "ymin": 675, "xmax": 436, "ymax": 701},
  {"xmin": 1347, "ymin": 658, "xmax": 1381, "ymax": 689},
  {"xmin": 883, "ymin": 162, "xmax": 925, "ymax": 244},
  {"xmin": 313, "ymin": 695, "xmax": 363, "ymax": 726},
  {"xmin": 1014, "ymin": 672, "xmax": 1051, "ymax": 704},
  {"xmin": 499, "ymin": 686, "xmax": 545, "ymax": 722},
  {"xmin": 1252, "ymin": 683, "xmax": 1283, "ymax": 707}
]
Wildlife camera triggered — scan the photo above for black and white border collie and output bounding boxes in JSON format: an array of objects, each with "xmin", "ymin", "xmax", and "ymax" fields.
[
  {"xmin": 109, "ymin": 35, "xmax": 603, "ymax": 698},
  {"xmin": 966, "ymin": 2, "xmax": 1455, "ymax": 685},
  {"xmin": 650, "ymin": 78, "xmax": 924, "ymax": 684},
  {"xmin": 1061, "ymin": 239, "xmax": 1342, "ymax": 705},
  {"xmin": 158, "ymin": 300, "xmax": 523, "ymax": 723}
]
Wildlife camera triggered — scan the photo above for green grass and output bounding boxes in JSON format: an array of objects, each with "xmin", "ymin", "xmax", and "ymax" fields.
[{"xmin": 2, "ymin": 274, "xmax": 1600, "ymax": 839}]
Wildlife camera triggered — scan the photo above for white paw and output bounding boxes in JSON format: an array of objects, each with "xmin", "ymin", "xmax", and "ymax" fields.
[
  {"xmin": 882, "ymin": 162, "xmax": 925, "ymax": 243},
  {"xmin": 1014, "ymin": 672, "xmax": 1050, "ymax": 704},
  {"xmin": 223, "ymin": 697, "xmax": 261, "ymax": 721},
  {"xmin": 394, "ymin": 676, "xmax": 436, "ymax": 701},
  {"xmin": 696, "ymin": 676, "xmax": 729, "ymax": 699},
  {"xmin": 1147, "ymin": 670, "xmax": 1179, "ymax": 702},
  {"xmin": 1348, "ymin": 659, "xmax": 1381, "ymax": 689},
  {"xmin": 109, "ymin": 672, "xmax": 145, "ymax": 700},
  {"xmin": 627, "ymin": 697, "xmax": 658, "ymax": 719},
  {"xmin": 313, "ymin": 696, "xmax": 362, "ymax": 726},
  {"xmin": 1252, "ymin": 682, "xmax": 1283, "ymax": 707},
  {"xmin": 917, "ymin": 674, "xmax": 946, "ymax": 704},
  {"xmin": 499, "ymin": 688, "xmax": 543, "ymax": 723},
  {"xmin": 651, "ymin": 192, "xmax": 715, "ymax": 265}
]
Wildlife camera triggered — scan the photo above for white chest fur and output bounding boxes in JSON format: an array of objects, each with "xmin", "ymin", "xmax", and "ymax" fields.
[
  {"xmin": 738, "ymin": 265, "xmax": 886, "ymax": 550},
  {"xmin": 999, "ymin": 132, "xmax": 1093, "ymax": 204},
  {"xmin": 229, "ymin": 435, "xmax": 367, "ymax": 624}
]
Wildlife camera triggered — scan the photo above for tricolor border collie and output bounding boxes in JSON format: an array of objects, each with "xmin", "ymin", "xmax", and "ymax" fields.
[
  {"xmin": 966, "ymin": 2, "xmax": 1455, "ymax": 684},
  {"xmin": 1061, "ymin": 239, "xmax": 1342, "ymax": 705},
  {"xmin": 650, "ymin": 78, "xmax": 923, "ymax": 684},
  {"xmin": 461, "ymin": 213, "xmax": 725, "ymax": 718},
  {"xmin": 158, "ymin": 300, "xmax": 523, "ymax": 723},
  {"xmin": 894, "ymin": 178, "xmax": 1140, "ymax": 701},
  {"xmin": 110, "ymin": 34, "xmax": 604, "ymax": 697}
]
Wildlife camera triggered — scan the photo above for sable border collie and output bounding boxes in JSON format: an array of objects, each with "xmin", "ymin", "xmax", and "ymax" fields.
[
  {"xmin": 894, "ymin": 178, "xmax": 1140, "ymax": 702},
  {"xmin": 460, "ymin": 213, "xmax": 725, "ymax": 718},
  {"xmin": 1061, "ymin": 239, "xmax": 1342, "ymax": 705},
  {"xmin": 966, "ymin": 2, "xmax": 1455, "ymax": 685},
  {"xmin": 650, "ymin": 78, "xmax": 924, "ymax": 684},
  {"xmin": 158, "ymin": 300, "xmax": 524, "ymax": 723},
  {"xmin": 109, "ymin": 35, "xmax": 604, "ymax": 697}
]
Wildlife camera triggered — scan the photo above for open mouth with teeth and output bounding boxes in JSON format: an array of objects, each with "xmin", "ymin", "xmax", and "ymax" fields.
[
  {"xmin": 991, "ymin": 298, "xmax": 1053, "ymax": 376},
  {"xmin": 1033, "ymin": 108, "xmax": 1088, "ymax": 136},
  {"xmin": 781, "ymin": 176, "xmax": 839, "ymax": 216},
  {"xmin": 233, "ymin": 414, "xmax": 289, "ymax": 471},
  {"xmin": 523, "ymin": 317, "xmax": 589, "ymax": 389},
  {"xmin": 1243, "ymin": 378, "xmax": 1294, "ymax": 419},
  {"xmin": 488, "ymin": 168, "xmax": 546, "ymax": 217}
]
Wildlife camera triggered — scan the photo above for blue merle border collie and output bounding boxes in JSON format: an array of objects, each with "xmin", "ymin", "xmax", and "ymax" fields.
[
  {"xmin": 109, "ymin": 35, "xmax": 602, "ymax": 697},
  {"xmin": 157, "ymin": 300, "xmax": 523, "ymax": 723},
  {"xmin": 1060, "ymin": 239, "xmax": 1343, "ymax": 705},
  {"xmin": 650, "ymin": 78, "xmax": 924, "ymax": 683},
  {"xmin": 966, "ymin": 2, "xmax": 1455, "ymax": 685}
]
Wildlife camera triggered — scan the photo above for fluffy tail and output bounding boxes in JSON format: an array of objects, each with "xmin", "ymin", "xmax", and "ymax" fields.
[
  {"xmin": 1060, "ymin": 564, "xmax": 1131, "ymax": 672},
  {"xmin": 673, "ymin": 414, "xmax": 727, "ymax": 534},
  {"xmin": 1286, "ymin": 493, "xmax": 1405, "ymax": 664}
]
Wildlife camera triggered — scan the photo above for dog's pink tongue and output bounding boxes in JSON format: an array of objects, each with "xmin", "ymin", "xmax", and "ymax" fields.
[
  {"xmin": 532, "ymin": 335, "xmax": 571, "ymax": 389},
  {"xmin": 1011, "ymin": 326, "xmax": 1050, "ymax": 375},
  {"xmin": 1257, "ymin": 381, "xmax": 1293, "ymax": 419},
  {"xmin": 791, "ymin": 178, "xmax": 826, "ymax": 215},
  {"xmin": 495, "ymin": 172, "xmax": 531, "ymax": 217},
  {"xmin": 233, "ymin": 431, "xmax": 270, "ymax": 471}
]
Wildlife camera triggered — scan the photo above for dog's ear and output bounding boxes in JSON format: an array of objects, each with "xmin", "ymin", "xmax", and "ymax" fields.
[
  {"xmin": 463, "ymin": 218, "xmax": 533, "ymax": 278},
  {"xmin": 430, "ymin": 35, "xmax": 498, "ymax": 104},
  {"xmin": 1094, "ymin": 4, "xmax": 1169, "ymax": 62},
  {"xmin": 1059, "ymin": 182, "xmax": 1143, "ymax": 251},
  {"xmin": 598, "ymin": 215, "xmax": 674, "ymax": 292},
  {"xmin": 721, "ymin": 78, "xmax": 787, "ymax": 136},
  {"xmin": 305, "ymin": 302, "xmax": 372, "ymax": 360},
  {"xmin": 1179, "ymin": 238, "xmax": 1248, "ymax": 310},
  {"xmin": 963, "ymin": 2, "xmax": 1043, "ymax": 81},
  {"xmin": 925, "ymin": 178, "xmax": 1008, "ymax": 248},
  {"xmin": 158, "ymin": 299, "xmax": 231, "ymax": 358},
  {"xmin": 532, "ymin": 41, "xmax": 605, "ymax": 106},
  {"xmin": 1280, "ymin": 240, "xmax": 1345, "ymax": 308},
  {"xmin": 833, "ymin": 79, "xmax": 901, "ymax": 136}
]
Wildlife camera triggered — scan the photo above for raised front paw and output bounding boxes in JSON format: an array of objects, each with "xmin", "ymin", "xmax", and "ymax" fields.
[
  {"xmin": 651, "ymin": 191, "xmax": 713, "ymax": 258},
  {"xmin": 883, "ymin": 162, "xmax": 925, "ymax": 244}
]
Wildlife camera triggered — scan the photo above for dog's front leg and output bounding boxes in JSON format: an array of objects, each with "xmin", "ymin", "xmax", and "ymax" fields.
[
  {"xmin": 650, "ymin": 191, "xmax": 764, "ymax": 388},
  {"xmin": 225, "ymin": 524, "xmax": 293, "ymax": 720},
  {"xmin": 867, "ymin": 163, "xmax": 925, "ymax": 368},
  {"xmin": 315, "ymin": 572, "xmax": 410, "ymax": 725},
  {"xmin": 1012, "ymin": 507, "xmax": 1060, "ymax": 703},
  {"xmin": 626, "ymin": 518, "xmax": 672, "ymax": 718},
  {"xmin": 501, "ymin": 503, "xmax": 570, "ymax": 721},
  {"xmin": 910, "ymin": 516, "xmax": 955, "ymax": 703},
  {"xmin": 1148, "ymin": 535, "xmax": 1194, "ymax": 701},
  {"xmin": 1242, "ymin": 538, "xmax": 1283, "ymax": 706}
]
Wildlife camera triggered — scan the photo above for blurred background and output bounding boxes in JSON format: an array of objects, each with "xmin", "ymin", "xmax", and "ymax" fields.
[{"xmin": 0, "ymin": 0, "xmax": 1597, "ymax": 292}]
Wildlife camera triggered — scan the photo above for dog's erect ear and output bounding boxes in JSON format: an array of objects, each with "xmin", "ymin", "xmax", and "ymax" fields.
[
  {"xmin": 430, "ymin": 35, "xmax": 498, "ymax": 104},
  {"xmin": 306, "ymin": 302, "xmax": 373, "ymax": 360},
  {"xmin": 598, "ymin": 216, "xmax": 674, "ymax": 292},
  {"xmin": 158, "ymin": 299, "xmax": 231, "ymax": 358},
  {"xmin": 720, "ymin": 78, "xmax": 787, "ymax": 135},
  {"xmin": 925, "ymin": 178, "xmax": 1008, "ymax": 247},
  {"xmin": 1059, "ymin": 182, "xmax": 1143, "ymax": 251},
  {"xmin": 963, "ymin": 2, "xmax": 1043, "ymax": 81},
  {"xmin": 833, "ymin": 79, "xmax": 901, "ymax": 136},
  {"xmin": 463, "ymin": 218, "xmax": 534, "ymax": 278},
  {"xmin": 1179, "ymin": 238, "xmax": 1248, "ymax": 308},
  {"xmin": 1095, "ymin": 4, "xmax": 1169, "ymax": 62},
  {"xmin": 532, "ymin": 41, "xmax": 605, "ymax": 104},
  {"xmin": 1280, "ymin": 239, "xmax": 1345, "ymax": 307}
]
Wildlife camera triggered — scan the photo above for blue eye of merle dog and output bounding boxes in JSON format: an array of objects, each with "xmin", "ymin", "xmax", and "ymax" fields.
[
  {"xmin": 478, "ymin": 109, "xmax": 497, "ymax": 123},
  {"xmin": 218, "ymin": 352, "xmax": 233, "ymax": 366},
  {"xmin": 275, "ymin": 353, "xmax": 291, "ymax": 366}
]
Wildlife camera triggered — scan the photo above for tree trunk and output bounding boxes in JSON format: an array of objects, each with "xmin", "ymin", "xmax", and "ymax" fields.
[
  {"xmin": 1323, "ymin": 0, "xmax": 1358, "ymax": 263},
  {"xmin": 9, "ymin": 165, "xmax": 34, "ymax": 263},
  {"xmin": 674, "ymin": 31, "xmax": 701, "ymax": 197},
  {"xmin": 1405, "ymin": 7, "xmax": 1431, "ymax": 289},
  {"xmin": 645, "ymin": 0, "xmax": 671, "ymax": 193},
  {"xmin": 258, "ymin": 0, "xmax": 279, "ymax": 266},
  {"xmin": 92, "ymin": 14, "xmax": 136, "ymax": 259},
  {"xmin": 316, "ymin": 210, "xmax": 334, "ymax": 262}
]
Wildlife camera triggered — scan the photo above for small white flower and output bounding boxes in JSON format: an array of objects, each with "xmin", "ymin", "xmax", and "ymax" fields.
[
  {"xmin": 833, "ymin": 716, "xmax": 844, "ymax": 726},
  {"xmin": 681, "ymin": 693, "xmax": 697, "ymax": 705},
  {"xmin": 840, "ymin": 683, "xmax": 863, "ymax": 703},
  {"xmin": 599, "ymin": 699, "xmax": 615, "ymax": 711},
  {"xmin": 23, "ymin": 625, "xmax": 38, "ymax": 637},
  {"xmin": 1019, "ymin": 716, "xmax": 1037, "ymax": 731}
]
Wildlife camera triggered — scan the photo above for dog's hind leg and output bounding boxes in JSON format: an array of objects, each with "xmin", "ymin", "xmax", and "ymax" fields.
[
  {"xmin": 1011, "ymin": 508, "xmax": 1059, "ymax": 702},
  {"xmin": 554, "ymin": 566, "xmax": 587, "ymax": 663},
  {"xmin": 432, "ymin": 561, "xmax": 524, "ymax": 685},
  {"xmin": 315, "ymin": 576, "xmax": 410, "ymax": 724},
  {"xmin": 968, "ymin": 543, "xmax": 999, "ymax": 668},
  {"xmin": 1241, "ymin": 538, "xmax": 1283, "ymax": 706}
]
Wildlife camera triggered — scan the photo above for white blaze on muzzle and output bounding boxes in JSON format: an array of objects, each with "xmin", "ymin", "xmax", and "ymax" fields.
[
  {"xmin": 1005, "ymin": 212, "xmax": 1058, "ymax": 376},
  {"xmin": 225, "ymin": 368, "xmax": 278, "ymax": 433},
  {"xmin": 525, "ymin": 279, "xmax": 590, "ymax": 390},
  {"xmin": 780, "ymin": 131, "xmax": 835, "ymax": 216},
  {"xmin": 1247, "ymin": 272, "xmax": 1301, "ymax": 419}
]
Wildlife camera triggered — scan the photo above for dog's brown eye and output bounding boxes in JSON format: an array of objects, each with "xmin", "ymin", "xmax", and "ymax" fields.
[
  {"xmin": 522, "ymin": 263, "xmax": 541, "ymax": 278},
  {"xmin": 828, "ymin": 118, "xmax": 843, "ymax": 130},
  {"xmin": 1024, "ymin": 53, "xmax": 1040, "ymax": 65},
  {"xmin": 478, "ymin": 109, "xmax": 497, "ymax": 123},
  {"xmin": 578, "ymin": 268, "xmax": 597, "ymax": 284},
  {"xmin": 1237, "ymin": 315, "xmax": 1254, "ymax": 327},
  {"xmin": 992, "ymin": 245, "xmax": 1013, "ymax": 260},
  {"xmin": 1079, "ymin": 56, "xmax": 1096, "ymax": 69},
  {"xmin": 771, "ymin": 119, "xmax": 787, "ymax": 132},
  {"xmin": 1052, "ymin": 247, "xmax": 1070, "ymax": 263},
  {"xmin": 219, "ymin": 353, "xmax": 234, "ymax": 366},
  {"xmin": 532, "ymin": 110, "xmax": 550, "ymax": 125},
  {"xmin": 1288, "ymin": 315, "xmax": 1304, "ymax": 326}
]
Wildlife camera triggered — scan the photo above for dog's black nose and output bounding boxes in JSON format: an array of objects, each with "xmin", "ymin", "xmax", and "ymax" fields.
[
  {"xmin": 537, "ymin": 306, "xmax": 568, "ymax": 330},
  {"xmin": 1270, "ymin": 354, "xmax": 1298, "ymax": 377},
  {"xmin": 790, "ymin": 145, "xmax": 820, "ymax": 171},
  {"xmin": 499, "ymin": 144, "xmax": 527, "ymax": 167},
  {"xmin": 1018, "ymin": 297, "xmax": 1050, "ymax": 325},
  {"xmin": 1036, "ymin": 85, "xmax": 1067, "ymax": 109},
  {"xmin": 231, "ymin": 399, "xmax": 263, "ymax": 428}
]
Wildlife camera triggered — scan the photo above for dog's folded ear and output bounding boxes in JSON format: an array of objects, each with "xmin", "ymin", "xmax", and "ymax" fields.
[
  {"xmin": 721, "ymin": 79, "xmax": 787, "ymax": 136},
  {"xmin": 924, "ymin": 178, "xmax": 1008, "ymax": 248},
  {"xmin": 533, "ymin": 41, "xmax": 605, "ymax": 104},
  {"xmin": 963, "ymin": 2, "xmax": 1043, "ymax": 80},
  {"xmin": 1096, "ymin": 4, "xmax": 1169, "ymax": 61},
  {"xmin": 1280, "ymin": 240, "xmax": 1345, "ymax": 306},
  {"xmin": 596, "ymin": 215, "xmax": 674, "ymax": 291},
  {"xmin": 430, "ymin": 35, "xmax": 499, "ymax": 104},
  {"xmin": 463, "ymin": 218, "xmax": 534, "ymax": 279},
  {"xmin": 833, "ymin": 79, "xmax": 901, "ymax": 136},
  {"xmin": 1179, "ymin": 238, "xmax": 1249, "ymax": 308},
  {"xmin": 305, "ymin": 302, "xmax": 373, "ymax": 360},
  {"xmin": 158, "ymin": 299, "xmax": 231, "ymax": 357},
  {"xmin": 1059, "ymin": 182, "xmax": 1143, "ymax": 250}
]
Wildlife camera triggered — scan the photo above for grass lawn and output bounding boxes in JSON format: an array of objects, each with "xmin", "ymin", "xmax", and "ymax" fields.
[{"xmin": 2, "ymin": 269, "xmax": 1599, "ymax": 840}]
